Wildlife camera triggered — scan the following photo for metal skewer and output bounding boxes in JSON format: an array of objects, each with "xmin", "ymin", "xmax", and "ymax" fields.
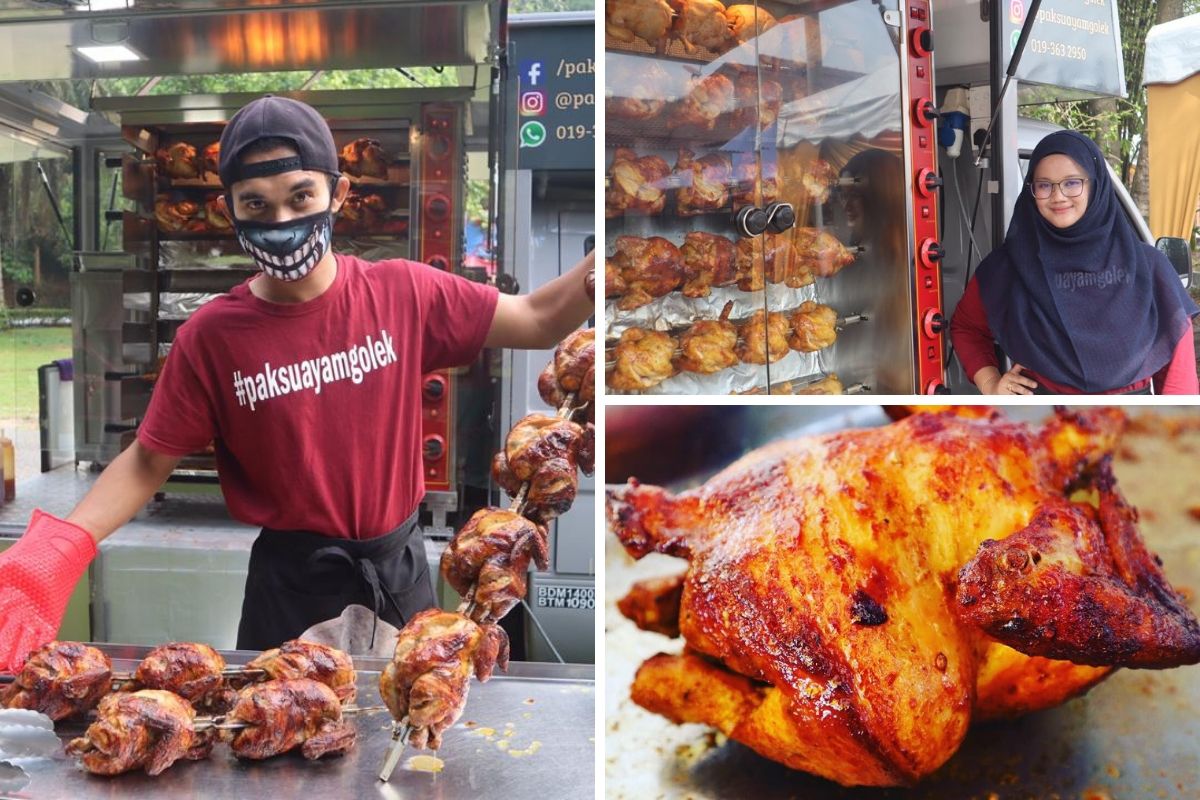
[
  {"xmin": 378, "ymin": 720, "xmax": 414, "ymax": 782},
  {"xmin": 193, "ymin": 704, "xmax": 388, "ymax": 732}
]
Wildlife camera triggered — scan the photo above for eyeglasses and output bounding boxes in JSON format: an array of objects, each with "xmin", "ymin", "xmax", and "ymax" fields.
[{"xmin": 1029, "ymin": 178, "xmax": 1088, "ymax": 199}]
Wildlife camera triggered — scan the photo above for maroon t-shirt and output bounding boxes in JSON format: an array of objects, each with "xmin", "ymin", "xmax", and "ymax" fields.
[{"xmin": 137, "ymin": 253, "xmax": 499, "ymax": 539}]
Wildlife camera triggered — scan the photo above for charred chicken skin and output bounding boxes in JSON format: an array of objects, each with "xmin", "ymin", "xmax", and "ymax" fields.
[
  {"xmin": 608, "ymin": 328, "xmax": 678, "ymax": 392},
  {"xmin": 736, "ymin": 309, "xmax": 790, "ymax": 364},
  {"xmin": 491, "ymin": 414, "xmax": 596, "ymax": 525},
  {"xmin": 0, "ymin": 641, "xmax": 112, "ymax": 721},
  {"xmin": 788, "ymin": 300, "xmax": 838, "ymax": 352},
  {"xmin": 380, "ymin": 609, "xmax": 509, "ymax": 750},
  {"xmin": 441, "ymin": 508, "xmax": 550, "ymax": 625},
  {"xmin": 676, "ymin": 303, "xmax": 738, "ymax": 374},
  {"xmin": 670, "ymin": 0, "xmax": 733, "ymax": 53},
  {"xmin": 610, "ymin": 235, "xmax": 685, "ymax": 310},
  {"xmin": 244, "ymin": 639, "xmax": 357, "ymax": 704},
  {"xmin": 675, "ymin": 149, "xmax": 732, "ymax": 217},
  {"xmin": 538, "ymin": 328, "xmax": 596, "ymax": 423},
  {"xmin": 606, "ymin": 148, "xmax": 672, "ymax": 218},
  {"xmin": 668, "ymin": 74, "xmax": 735, "ymax": 131},
  {"xmin": 66, "ymin": 689, "xmax": 211, "ymax": 776},
  {"xmin": 128, "ymin": 642, "xmax": 234, "ymax": 714},
  {"xmin": 608, "ymin": 408, "xmax": 1200, "ymax": 787},
  {"xmin": 680, "ymin": 231, "xmax": 737, "ymax": 298},
  {"xmin": 606, "ymin": 0, "xmax": 674, "ymax": 46},
  {"xmin": 793, "ymin": 226, "xmax": 856, "ymax": 278},
  {"xmin": 223, "ymin": 678, "xmax": 356, "ymax": 760}
]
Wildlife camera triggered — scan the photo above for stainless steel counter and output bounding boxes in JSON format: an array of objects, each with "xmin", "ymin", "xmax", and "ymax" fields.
[{"xmin": 14, "ymin": 645, "xmax": 595, "ymax": 799}]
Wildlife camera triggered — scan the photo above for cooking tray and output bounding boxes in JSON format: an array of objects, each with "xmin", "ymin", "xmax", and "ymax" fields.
[
  {"xmin": 605, "ymin": 406, "xmax": 1200, "ymax": 799},
  {"xmin": 8, "ymin": 644, "xmax": 594, "ymax": 800}
]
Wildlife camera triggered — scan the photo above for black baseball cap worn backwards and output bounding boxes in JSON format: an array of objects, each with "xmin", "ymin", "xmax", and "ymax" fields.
[{"xmin": 218, "ymin": 95, "xmax": 340, "ymax": 188}]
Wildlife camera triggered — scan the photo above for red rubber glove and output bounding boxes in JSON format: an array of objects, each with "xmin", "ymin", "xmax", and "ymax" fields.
[{"xmin": 0, "ymin": 510, "xmax": 97, "ymax": 672}]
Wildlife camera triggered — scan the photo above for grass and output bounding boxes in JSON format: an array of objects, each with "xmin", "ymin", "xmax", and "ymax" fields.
[{"xmin": 0, "ymin": 326, "xmax": 72, "ymax": 427}]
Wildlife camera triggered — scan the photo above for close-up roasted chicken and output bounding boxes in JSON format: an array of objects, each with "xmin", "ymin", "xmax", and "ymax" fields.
[
  {"xmin": 607, "ymin": 408, "xmax": 1200, "ymax": 788},
  {"xmin": 735, "ymin": 309, "xmax": 790, "ymax": 364},
  {"xmin": 126, "ymin": 642, "xmax": 235, "ymax": 714},
  {"xmin": 491, "ymin": 413, "xmax": 596, "ymax": 525},
  {"xmin": 667, "ymin": 74, "xmax": 735, "ymax": 131},
  {"xmin": 787, "ymin": 300, "xmax": 838, "ymax": 352},
  {"xmin": 441, "ymin": 508, "xmax": 549, "ymax": 625},
  {"xmin": 675, "ymin": 303, "xmax": 738, "ymax": 374},
  {"xmin": 607, "ymin": 327, "xmax": 678, "ymax": 392},
  {"xmin": 793, "ymin": 226, "xmax": 856, "ymax": 278},
  {"xmin": 0, "ymin": 641, "xmax": 112, "ymax": 721},
  {"xmin": 670, "ymin": 0, "xmax": 732, "ymax": 53},
  {"xmin": 606, "ymin": 147, "xmax": 672, "ymax": 218},
  {"xmin": 339, "ymin": 137, "xmax": 389, "ymax": 179},
  {"xmin": 675, "ymin": 149, "xmax": 731, "ymax": 216},
  {"xmin": 537, "ymin": 328, "xmax": 596, "ymax": 421},
  {"xmin": 222, "ymin": 678, "xmax": 356, "ymax": 760},
  {"xmin": 156, "ymin": 142, "xmax": 201, "ymax": 180},
  {"xmin": 244, "ymin": 639, "xmax": 357, "ymax": 704},
  {"xmin": 606, "ymin": 0, "xmax": 674, "ymax": 47},
  {"xmin": 679, "ymin": 231, "xmax": 737, "ymax": 297},
  {"xmin": 379, "ymin": 609, "xmax": 509, "ymax": 750},
  {"xmin": 608, "ymin": 235, "xmax": 685, "ymax": 310},
  {"xmin": 66, "ymin": 689, "xmax": 212, "ymax": 776}
]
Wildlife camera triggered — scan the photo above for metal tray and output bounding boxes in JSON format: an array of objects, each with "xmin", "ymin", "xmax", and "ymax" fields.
[
  {"xmin": 12, "ymin": 645, "xmax": 595, "ymax": 800},
  {"xmin": 605, "ymin": 406, "xmax": 1200, "ymax": 799}
]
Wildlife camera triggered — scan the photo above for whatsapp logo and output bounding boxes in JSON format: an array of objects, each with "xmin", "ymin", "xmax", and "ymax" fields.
[{"xmin": 520, "ymin": 121, "xmax": 547, "ymax": 148}]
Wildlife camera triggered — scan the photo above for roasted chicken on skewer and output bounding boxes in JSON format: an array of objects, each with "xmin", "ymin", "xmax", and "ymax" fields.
[
  {"xmin": 379, "ymin": 610, "xmax": 509, "ymax": 750},
  {"xmin": 675, "ymin": 302, "xmax": 738, "ymax": 374},
  {"xmin": 731, "ymin": 153, "xmax": 779, "ymax": 208},
  {"xmin": 675, "ymin": 149, "xmax": 732, "ymax": 217},
  {"xmin": 156, "ymin": 142, "xmax": 200, "ymax": 180},
  {"xmin": 537, "ymin": 328, "xmax": 595, "ymax": 418},
  {"xmin": 608, "ymin": 328, "xmax": 678, "ymax": 391},
  {"xmin": 441, "ymin": 508, "xmax": 550, "ymax": 625},
  {"xmin": 679, "ymin": 231, "xmax": 737, "ymax": 298},
  {"xmin": 339, "ymin": 137, "xmax": 389, "ymax": 179},
  {"xmin": 670, "ymin": 0, "xmax": 732, "ymax": 53},
  {"xmin": 667, "ymin": 74, "xmax": 735, "ymax": 131},
  {"xmin": 606, "ymin": 148, "xmax": 672, "ymax": 218},
  {"xmin": 492, "ymin": 414, "xmax": 596, "ymax": 525},
  {"xmin": 66, "ymin": 689, "xmax": 212, "ymax": 776},
  {"xmin": 801, "ymin": 158, "xmax": 839, "ymax": 204},
  {"xmin": 124, "ymin": 642, "xmax": 235, "ymax": 714},
  {"xmin": 730, "ymin": 75, "xmax": 783, "ymax": 130},
  {"xmin": 608, "ymin": 235, "xmax": 685, "ymax": 310},
  {"xmin": 606, "ymin": 0, "xmax": 674, "ymax": 46},
  {"xmin": 736, "ymin": 309, "xmax": 791, "ymax": 364},
  {"xmin": 794, "ymin": 226, "xmax": 857, "ymax": 278},
  {"xmin": 0, "ymin": 641, "xmax": 112, "ymax": 721},
  {"xmin": 788, "ymin": 300, "xmax": 838, "ymax": 352},
  {"xmin": 222, "ymin": 678, "xmax": 357, "ymax": 760},
  {"xmin": 609, "ymin": 408, "xmax": 1200, "ymax": 787},
  {"xmin": 607, "ymin": 59, "xmax": 671, "ymax": 120},
  {"xmin": 726, "ymin": 3, "xmax": 777, "ymax": 43},
  {"xmin": 243, "ymin": 639, "xmax": 357, "ymax": 704},
  {"xmin": 735, "ymin": 235, "xmax": 805, "ymax": 291}
]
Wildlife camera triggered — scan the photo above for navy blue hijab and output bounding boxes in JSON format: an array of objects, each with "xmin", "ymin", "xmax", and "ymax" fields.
[{"xmin": 975, "ymin": 130, "xmax": 1198, "ymax": 392}]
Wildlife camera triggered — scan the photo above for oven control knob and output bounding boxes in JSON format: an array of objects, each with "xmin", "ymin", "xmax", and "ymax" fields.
[
  {"xmin": 423, "ymin": 375, "xmax": 447, "ymax": 403},
  {"xmin": 913, "ymin": 98, "xmax": 938, "ymax": 127},
  {"xmin": 425, "ymin": 193, "xmax": 450, "ymax": 222},
  {"xmin": 428, "ymin": 254, "xmax": 450, "ymax": 271},
  {"xmin": 916, "ymin": 167, "xmax": 942, "ymax": 197},
  {"xmin": 923, "ymin": 309, "xmax": 947, "ymax": 338},
  {"xmin": 736, "ymin": 205, "xmax": 770, "ymax": 238},
  {"xmin": 423, "ymin": 435, "xmax": 445, "ymax": 462},
  {"xmin": 925, "ymin": 380, "xmax": 951, "ymax": 395},
  {"xmin": 919, "ymin": 238, "xmax": 945, "ymax": 267},
  {"xmin": 911, "ymin": 26, "xmax": 933, "ymax": 58}
]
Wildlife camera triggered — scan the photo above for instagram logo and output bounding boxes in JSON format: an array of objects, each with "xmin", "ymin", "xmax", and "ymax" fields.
[
  {"xmin": 1009, "ymin": 0, "xmax": 1024, "ymax": 23},
  {"xmin": 520, "ymin": 91, "xmax": 546, "ymax": 117}
]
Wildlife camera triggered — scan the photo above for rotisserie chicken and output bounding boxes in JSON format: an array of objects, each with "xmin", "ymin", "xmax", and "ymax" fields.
[
  {"xmin": 788, "ymin": 300, "xmax": 838, "ymax": 352},
  {"xmin": 339, "ymin": 137, "xmax": 389, "ymax": 179},
  {"xmin": 605, "ymin": 258, "xmax": 627, "ymax": 298},
  {"xmin": 606, "ymin": 0, "xmax": 674, "ymax": 46},
  {"xmin": 223, "ymin": 678, "xmax": 356, "ymax": 760},
  {"xmin": 606, "ymin": 148, "xmax": 672, "ymax": 218},
  {"xmin": 608, "ymin": 328, "xmax": 677, "ymax": 392},
  {"xmin": 441, "ymin": 508, "xmax": 550, "ymax": 625},
  {"xmin": 204, "ymin": 194, "xmax": 233, "ymax": 233},
  {"xmin": 731, "ymin": 152, "xmax": 779, "ymax": 208},
  {"xmin": 675, "ymin": 149, "xmax": 731, "ymax": 217},
  {"xmin": 66, "ymin": 689, "xmax": 211, "ymax": 776},
  {"xmin": 731, "ymin": 75, "xmax": 783, "ymax": 130},
  {"xmin": 607, "ymin": 59, "xmax": 671, "ymax": 120},
  {"xmin": 801, "ymin": 158, "xmax": 839, "ymax": 204},
  {"xmin": 379, "ymin": 609, "xmax": 509, "ymax": 750},
  {"xmin": 537, "ymin": 328, "xmax": 596, "ymax": 419},
  {"xmin": 157, "ymin": 142, "xmax": 201, "ymax": 180},
  {"xmin": 202, "ymin": 142, "xmax": 220, "ymax": 178},
  {"xmin": 736, "ymin": 309, "xmax": 790, "ymax": 364},
  {"xmin": 608, "ymin": 408, "xmax": 1200, "ymax": 787},
  {"xmin": 155, "ymin": 196, "xmax": 204, "ymax": 233},
  {"xmin": 0, "ymin": 641, "xmax": 112, "ymax": 721},
  {"xmin": 679, "ymin": 231, "xmax": 737, "ymax": 298},
  {"xmin": 127, "ymin": 642, "xmax": 234, "ymax": 714},
  {"xmin": 725, "ymin": 4, "xmax": 777, "ymax": 43},
  {"xmin": 794, "ymin": 226, "xmax": 856, "ymax": 278},
  {"xmin": 609, "ymin": 235, "xmax": 685, "ymax": 310},
  {"xmin": 735, "ymin": 235, "xmax": 805, "ymax": 291},
  {"xmin": 795, "ymin": 373, "xmax": 844, "ymax": 394},
  {"xmin": 675, "ymin": 304, "xmax": 738, "ymax": 374},
  {"xmin": 670, "ymin": 0, "xmax": 732, "ymax": 53},
  {"xmin": 668, "ymin": 74, "xmax": 735, "ymax": 131},
  {"xmin": 491, "ymin": 414, "xmax": 596, "ymax": 525},
  {"xmin": 244, "ymin": 639, "xmax": 357, "ymax": 704}
]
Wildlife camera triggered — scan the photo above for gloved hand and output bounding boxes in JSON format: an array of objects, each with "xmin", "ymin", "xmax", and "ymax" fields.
[{"xmin": 0, "ymin": 510, "xmax": 97, "ymax": 672}]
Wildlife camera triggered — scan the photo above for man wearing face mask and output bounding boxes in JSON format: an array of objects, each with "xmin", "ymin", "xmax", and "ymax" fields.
[{"xmin": 0, "ymin": 96, "xmax": 596, "ymax": 668}]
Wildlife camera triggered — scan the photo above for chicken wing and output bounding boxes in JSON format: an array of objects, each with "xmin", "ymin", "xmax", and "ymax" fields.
[
  {"xmin": 788, "ymin": 300, "xmax": 838, "ymax": 352},
  {"xmin": 618, "ymin": 573, "xmax": 686, "ymax": 637},
  {"xmin": 794, "ymin": 227, "xmax": 856, "ymax": 278},
  {"xmin": 670, "ymin": 0, "xmax": 732, "ymax": 53},
  {"xmin": 679, "ymin": 231, "xmax": 737, "ymax": 297},
  {"xmin": 223, "ymin": 679, "xmax": 356, "ymax": 760},
  {"xmin": 379, "ymin": 609, "xmax": 509, "ymax": 750},
  {"xmin": 244, "ymin": 639, "xmax": 357, "ymax": 704},
  {"xmin": 736, "ymin": 309, "xmax": 790, "ymax": 364},
  {"xmin": 610, "ymin": 235, "xmax": 685, "ymax": 310},
  {"xmin": 606, "ymin": 0, "xmax": 674, "ymax": 46},
  {"xmin": 608, "ymin": 408, "xmax": 1198, "ymax": 787},
  {"xmin": 606, "ymin": 148, "xmax": 672, "ymax": 218},
  {"xmin": 605, "ymin": 258, "xmax": 627, "ymax": 298},
  {"xmin": 491, "ymin": 414, "xmax": 596, "ymax": 525},
  {"xmin": 608, "ymin": 328, "xmax": 678, "ymax": 392},
  {"xmin": 676, "ymin": 149, "xmax": 732, "ymax": 217},
  {"xmin": 668, "ymin": 74, "xmax": 735, "ymax": 132},
  {"xmin": 442, "ymin": 508, "xmax": 549, "ymax": 625},
  {"xmin": 66, "ymin": 689, "xmax": 211, "ymax": 776},
  {"xmin": 0, "ymin": 641, "xmax": 112, "ymax": 721},
  {"xmin": 676, "ymin": 303, "xmax": 738, "ymax": 374}
]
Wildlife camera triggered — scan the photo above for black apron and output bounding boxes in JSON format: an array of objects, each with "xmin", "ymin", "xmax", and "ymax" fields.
[
  {"xmin": 1032, "ymin": 383, "xmax": 1152, "ymax": 395},
  {"xmin": 236, "ymin": 510, "xmax": 434, "ymax": 651}
]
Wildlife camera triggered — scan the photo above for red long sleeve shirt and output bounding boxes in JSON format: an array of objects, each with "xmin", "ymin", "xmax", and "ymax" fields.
[{"xmin": 950, "ymin": 276, "xmax": 1198, "ymax": 395}]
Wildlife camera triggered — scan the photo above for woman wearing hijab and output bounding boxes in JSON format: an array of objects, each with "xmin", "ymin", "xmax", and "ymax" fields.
[{"xmin": 951, "ymin": 130, "xmax": 1199, "ymax": 394}]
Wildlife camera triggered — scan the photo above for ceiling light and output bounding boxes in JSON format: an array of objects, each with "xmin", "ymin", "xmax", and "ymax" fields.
[
  {"xmin": 75, "ymin": 44, "xmax": 144, "ymax": 63},
  {"xmin": 87, "ymin": 0, "xmax": 135, "ymax": 11}
]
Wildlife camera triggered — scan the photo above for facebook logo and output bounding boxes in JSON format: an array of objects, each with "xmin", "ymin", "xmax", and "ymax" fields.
[{"xmin": 520, "ymin": 60, "xmax": 543, "ymax": 87}]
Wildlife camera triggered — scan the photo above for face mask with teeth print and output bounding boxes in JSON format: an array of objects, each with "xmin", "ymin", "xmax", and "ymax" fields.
[{"xmin": 231, "ymin": 204, "xmax": 333, "ymax": 283}]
